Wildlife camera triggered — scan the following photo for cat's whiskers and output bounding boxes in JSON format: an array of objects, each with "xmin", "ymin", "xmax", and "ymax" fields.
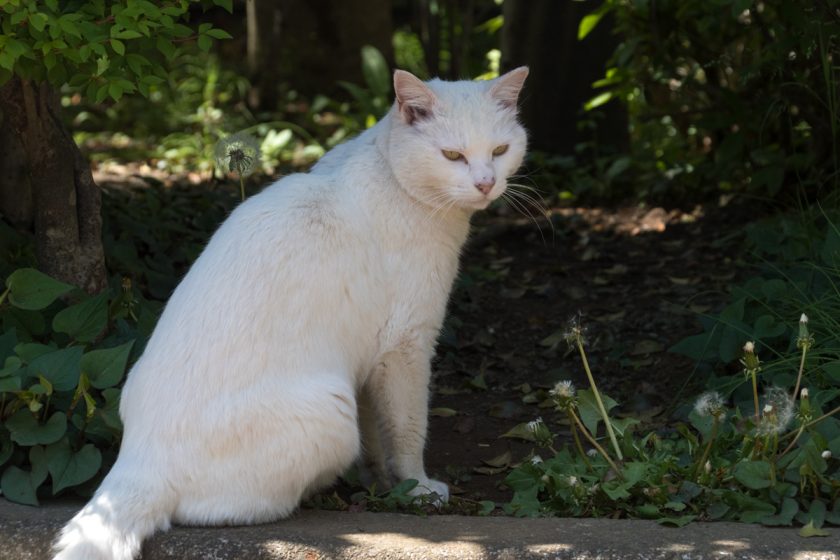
[{"xmin": 502, "ymin": 182, "xmax": 553, "ymax": 244}]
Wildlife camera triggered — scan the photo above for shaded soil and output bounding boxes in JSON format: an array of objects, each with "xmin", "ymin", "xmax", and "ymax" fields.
[{"xmin": 425, "ymin": 203, "xmax": 748, "ymax": 504}]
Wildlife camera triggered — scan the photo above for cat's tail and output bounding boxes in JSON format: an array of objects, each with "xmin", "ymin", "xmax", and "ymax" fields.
[{"xmin": 52, "ymin": 463, "xmax": 174, "ymax": 560}]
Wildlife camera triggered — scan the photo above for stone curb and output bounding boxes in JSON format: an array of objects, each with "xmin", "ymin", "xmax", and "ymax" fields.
[{"xmin": 1, "ymin": 499, "xmax": 837, "ymax": 560}]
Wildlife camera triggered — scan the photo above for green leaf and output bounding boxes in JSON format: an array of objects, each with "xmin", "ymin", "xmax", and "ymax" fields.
[
  {"xmin": 5, "ymin": 410, "xmax": 66, "ymax": 446},
  {"xmin": 799, "ymin": 521, "xmax": 831, "ymax": 538},
  {"xmin": 578, "ymin": 4, "xmax": 611, "ymax": 40},
  {"xmin": 761, "ymin": 498, "xmax": 799, "ymax": 526},
  {"xmin": 45, "ymin": 438, "xmax": 102, "ymax": 493},
  {"xmin": 213, "ymin": 0, "xmax": 233, "ymax": 13},
  {"xmin": 0, "ymin": 375, "xmax": 21, "ymax": 392},
  {"xmin": 156, "ymin": 36, "xmax": 175, "ymax": 59},
  {"xmin": 5, "ymin": 268, "xmax": 74, "ymax": 310},
  {"xmin": 109, "ymin": 81, "xmax": 123, "ymax": 101},
  {"xmin": 30, "ymin": 13, "xmax": 48, "ymax": 32},
  {"xmin": 503, "ymin": 463, "xmax": 541, "ymax": 491},
  {"xmin": 1, "ymin": 465, "xmax": 40, "ymax": 506},
  {"xmin": 0, "ymin": 330, "xmax": 17, "ymax": 362},
  {"xmin": 656, "ymin": 515, "xmax": 696, "ymax": 527},
  {"xmin": 28, "ymin": 346, "xmax": 83, "ymax": 391},
  {"xmin": 14, "ymin": 343, "xmax": 53, "ymax": 364},
  {"xmin": 81, "ymin": 341, "xmax": 134, "ymax": 389},
  {"xmin": 584, "ymin": 91, "xmax": 613, "ymax": 111},
  {"xmin": 197, "ymin": 34, "xmax": 212, "ymax": 52},
  {"xmin": 499, "ymin": 422, "xmax": 536, "ymax": 442},
  {"xmin": 114, "ymin": 30, "xmax": 143, "ymax": 40},
  {"xmin": 734, "ymin": 460, "xmax": 773, "ymax": 490},
  {"xmin": 360, "ymin": 45, "xmax": 390, "ymax": 99},
  {"xmin": 95, "ymin": 55, "xmax": 109, "ymax": 76},
  {"xmin": 52, "ymin": 293, "xmax": 108, "ymax": 343},
  {"xmin": 110, "ymin": 38, "xmax": 125, "ymax": 55},
  {"xmin": 577, "ymin": 388, "xmax": 618, "ymax": 437},
  {"xmin": 206, "ymin": 28, "xmax": 232, "ymax": 40},
  {"xmin": 58, "ymin": 17, "xmax": 81, "ymax": 38}
]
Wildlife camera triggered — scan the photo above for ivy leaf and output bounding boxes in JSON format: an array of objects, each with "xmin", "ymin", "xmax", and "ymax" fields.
[
  {"xmin": 45, "ymin": 438, "xmax": 102, "ymax": 494},
  {"xmin": 81, "ymin": 341, "xmax": 134, "ymax": 389},
  {"xmin": 52, "ymin": 293, "xmax": 108, "ymax": 343},
  {"xmin": 5, "ymin": 410, "xmax": 66, "ymax": 446},
  {"xmin": 27, "ymin": 346, "xmax": 83, "ymax": 391},
  {"xmin": 1, "ymin": 465, "xmax": 40, "ymax": 506},
  {"xmin": 761, "ymin": 498, "xmax": 799, "ymax": 526},
  {"xmin": 799, "ymin": 521, "xmax": 831, "ymax": 538},
  {"xmin": 734, "ymin": 460, "xmax": 773, "ymax": 490},
  {"xmin": 5, "ymin": 268, "xmax": 74, "ymax": 311}
]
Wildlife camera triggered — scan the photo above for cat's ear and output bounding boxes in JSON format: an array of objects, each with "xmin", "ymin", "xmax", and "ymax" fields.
[
  {"xmin": 489, "ymin": 66, "xmax": 529, "ymax": 110},
  {"xmin": 394, "ymin": 70, "xmax": 437, "ymax": 125}
]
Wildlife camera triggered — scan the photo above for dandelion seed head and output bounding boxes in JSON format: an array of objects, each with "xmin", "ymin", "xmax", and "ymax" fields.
[
  {"xmin": 563, "ymin": 314, "xmax": 588, "ymax": 347},
  {"xmin": 214, "ymin": 132, "xmax": 262, "ymax": 177},
  {"xmin": 531, "ymin": 455, "xmax": 543, "ymax": 465},
  {"xmin": 743, "ymin": 341, "xmax": 755, "ymax": 353},
  {"xmin": 822, "ymin": 450, "xmax": 832, "ymax": 460},
  {"xmin": 800, "ymin": 388, "xmax": 809, "ymax": 399},
  {"xmin": 800, "ymin": 313, "xmax": 808, "ymax": 324},
  {"xmin": 527, "ymin": 418, "xmax": 544, "ymax": 432},
  {"xmin": 757, "ymin": 386, "xmax": 795, "ymax": 436},
  {"xmin": 550, "ymin": 380, "xmax": 576, "ymax": 399},
  {"xmin": 694, "ymin": 391, "xmax": 726, "ymax": 418}
]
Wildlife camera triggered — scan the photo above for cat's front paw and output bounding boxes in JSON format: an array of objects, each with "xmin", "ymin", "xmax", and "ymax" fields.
[{"xmin": 409, "ymin": 478, "xmax": 449, "ymax": 505}]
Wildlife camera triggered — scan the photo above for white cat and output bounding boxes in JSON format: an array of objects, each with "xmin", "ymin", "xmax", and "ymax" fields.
[{"xmin": 52, "ymin": 67, "xmax": 529, "ymax": 560}]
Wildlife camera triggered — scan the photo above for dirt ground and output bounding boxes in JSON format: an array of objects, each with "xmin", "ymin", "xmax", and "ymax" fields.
[{"xmin": 424, "ymin": 202, "xmax": 747, "ymax": 504}]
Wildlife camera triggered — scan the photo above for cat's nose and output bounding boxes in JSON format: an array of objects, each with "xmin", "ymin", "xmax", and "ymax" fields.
[{"xmin": 474, "ymin": 177, "xmax": 495, "ymax": 195}]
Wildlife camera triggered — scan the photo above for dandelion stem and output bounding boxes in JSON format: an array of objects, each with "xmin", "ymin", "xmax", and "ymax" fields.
[
  {"xmin": 780, "ymin": 404, "xmax": 840, "ymax": 440},
  {"xmin": 0, "ymin": 287, "xmax": 9, "ymax": 307},
  {"xmin": 239, "ymin": 176, "xmax": 246, "ymax": 201},
  {"xmin": 792, "ymin": 345, "xmax": 808, "ymax": 402},
  {"xmin": 568, "ymin": 412, "xmax": 593, "ymax": 471},
  {"xmin": 694, "ymin": 415, "xmax": 719, "ymax": 479},
  {"xmin": 750, "ymin": 369, "xmax": 760, "ymax": 422},
  {"xmin": 778, "ymin": 426, "xmax": 804, "ymax": 459},
  {"xmin": 569, "ymin": 408, "xmax": 623, "ymax": 479},
  {"xmin": 576, "ymin": 338, "xmax": 623, "ymax": 461}
]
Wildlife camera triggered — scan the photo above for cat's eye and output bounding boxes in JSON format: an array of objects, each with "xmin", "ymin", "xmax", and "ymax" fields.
[
  {"xmin": 492, "ymin": 144, "xmax": 509, "ymax": 157},
  {"xmin": 442, "ymin": 149, "xmax": 465, "ymax": 162}
]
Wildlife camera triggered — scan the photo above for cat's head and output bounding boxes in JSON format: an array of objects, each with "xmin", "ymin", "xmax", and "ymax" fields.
[{"xmin": 384, "ymin": 67, "xmax": 529, "ymax": 212}]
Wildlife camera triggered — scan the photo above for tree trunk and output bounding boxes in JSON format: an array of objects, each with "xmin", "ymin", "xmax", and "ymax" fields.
[
  {"xmin": 0, "ymin": 78, "xmax": 107, "ymax": 294},
  {"xmin": 0, "ymin": 108, "xmax": 33, "ymax": 229},
  {"xmin": 502, "ymin": 0, "xmax": 628, "ymax": 155},
  {"xmin": 246, "ymin": 0, "xmax": 284, "ymax": 111}
]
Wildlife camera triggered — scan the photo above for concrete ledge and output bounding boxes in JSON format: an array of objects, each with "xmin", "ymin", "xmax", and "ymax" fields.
[{"xmin": 1, "ymin": 499, "xmax": 837, "ymax": 560}]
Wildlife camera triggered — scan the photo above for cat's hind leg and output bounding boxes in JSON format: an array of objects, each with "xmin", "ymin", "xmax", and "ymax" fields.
[
  {"xmin": 357, "ymin": 383, "xmax": 392, "ymax": 489},
  {"xmin": 172, "ymin": 375, "xmax": 361, "ymax": 525}
]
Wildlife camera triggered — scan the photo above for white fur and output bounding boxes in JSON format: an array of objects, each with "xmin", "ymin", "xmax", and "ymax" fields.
[{"xmin": 53, "ymin": 68, "xmax": 528, "ymax": 560}]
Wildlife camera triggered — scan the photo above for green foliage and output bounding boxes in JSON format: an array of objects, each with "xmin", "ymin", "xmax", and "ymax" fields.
[
  {"xmin": 0, "ymin": 268, "xmax": 157, "ymax": 504},
  {"xmin": 578, "ymin": 0, "xmax": 839, "ymax": 201},
  {"xmin": 503, "ymin": 361, "xmax": 840, "ymax": 528},
  {"xmin": 0, "ymin": 0, "xmax": 232, "ymax": 101}
]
